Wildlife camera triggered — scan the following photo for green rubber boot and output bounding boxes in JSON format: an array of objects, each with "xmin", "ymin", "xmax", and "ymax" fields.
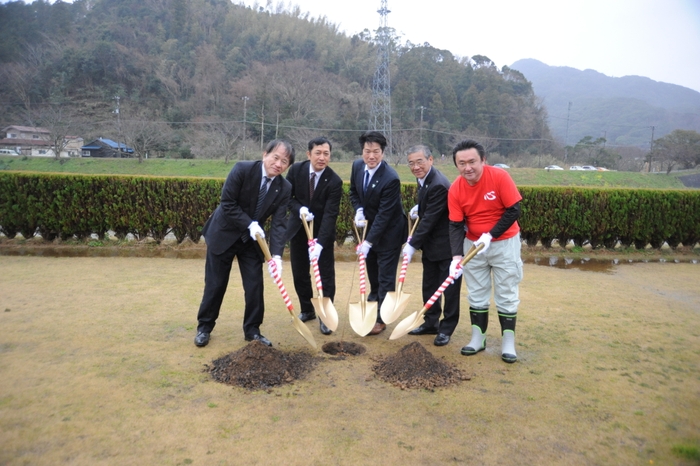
[
  {"xmin": 461, "ymin": 308, "xmax": 488, "ymax": 356},
  {"xmin": 499, "ymin": 312, "xmax": 517, "ymax": 363}
]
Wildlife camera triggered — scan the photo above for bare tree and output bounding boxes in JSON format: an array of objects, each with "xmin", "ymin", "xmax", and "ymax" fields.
[
  {"xmin": 389, "ymin": 128, "xmax": 414, "ymax": 166},
  {"xmin": 30, "ymin": 104, "xmax": 82, "ymax": 159},
  {"xmin": 285, "ymin": 127, "xmax": 318, "ymax": 154},
  {"xmin": 120, "ymin": 113, "xmax": 168, "ymax": 163},
  {"xmin": 189, "ymin": 119, "xmax": 240, "ymax": 162}
]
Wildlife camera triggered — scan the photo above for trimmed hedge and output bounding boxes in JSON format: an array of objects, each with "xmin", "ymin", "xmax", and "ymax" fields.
[{"xmin": 1, "ymin": 173, "xmax": 699, "ymax": 249}]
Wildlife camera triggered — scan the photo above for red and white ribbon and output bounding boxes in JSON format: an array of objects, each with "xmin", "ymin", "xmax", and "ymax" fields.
[
  {"xmin": 311, "ymin": 258, "xmax": 323, "ymax": 293},
  {"xmin": 268, "ymin": 259, "xmax": 293, "ymax": 311},
  {"xmin": 424, "ymin": 275, "xmax": 455, "ymax": 310},
  {"xmin": 398, "ymin": 234, "xmax": 412, "ymax": 284},
  {"xmin": 358, "ymin": 253, "xmax": 367, "ymax": 295}
]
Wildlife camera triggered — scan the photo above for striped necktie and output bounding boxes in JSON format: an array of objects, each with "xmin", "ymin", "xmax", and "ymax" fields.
[
  {"xmin": 309, "ymin": 172, "xmax": 316, "ymax": 200},
  {"xmin": 363, "ymin": 170, "xmax": 370, "ymax": 194},
  {"xmin": 253, "ymin": 176, "xmax": 270, "ymax": 220}
]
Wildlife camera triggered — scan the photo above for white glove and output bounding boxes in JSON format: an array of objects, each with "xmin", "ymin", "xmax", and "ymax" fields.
[
  {"xmin": 356, "ymin": 240, "xmax": 371, "ymax": 257},
  {"xmin": 449, "ymin": 257, "xmax": 463, "ymax": 280},
  {"xmin": 354, "ymin": 208, "xmax": 366, "ymax": 228},
  {"xmin": 309, "ymin": 240, "xmax": 323, "ymax": 261},
  {"xmin": 402, "ymin": 243, "xmax": 416, "ymax": 263},
  {"xmin": 474, "ymin": 232, "xmax": 493, "ymax": 255},
  {"xmin": 409, "ymin": 205, "xmax": 419, "ymax": 220},
  {"xmin": 267, "ymin": 255, "xmax": 282, "ymax": 278},
  {"xmin": 299, "ymin": 206, "xmax": 314, "ymax": 222},
  {"xmin": 248, "ymin": 221, "xmax": 265, "ymax": 240}
]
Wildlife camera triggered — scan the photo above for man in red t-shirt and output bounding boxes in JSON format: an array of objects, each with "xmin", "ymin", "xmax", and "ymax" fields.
[{"xmin": 447, "ymin": 140, "xmax": 523, "ymax": 363}]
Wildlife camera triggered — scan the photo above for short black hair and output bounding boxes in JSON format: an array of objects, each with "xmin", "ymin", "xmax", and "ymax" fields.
[
  {"xmin": 359, "ymin": 131, "xmax": 387, "ymax": 152},
  {"xmin": 308, "ymin": 137, "xmax": 332, "ymax": 152},
  {"xmin": 264, "ymin": 139, "xmax": 295, "ymax": 165},
  {"xmin": 452, "ymin": 139, "xmax": 485, "ymax": 165}
]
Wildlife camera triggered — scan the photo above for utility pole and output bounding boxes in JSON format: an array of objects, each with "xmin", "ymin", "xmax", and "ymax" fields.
[
  {"xmin": 419, "ymin": 106, "xmax": 424, "ymax": 143},
  {"xmin": 648, "ymin": 125, "xmax": 655, "ymax": 173},
  {"xmin": 275, "ymin": 111, "xmax": 279, "ymax": 139},
  {"xmin": 260, "ymin": 101, "xmax": 265, "ymax": 150},
  {"xmin": 114, "ymin": 95, "xmax": 123, "ymax": 157},
  {"xmin": 242, "ymin": 96, "xmax": 249, "ymax": 160},
  {"xmin": 564, "ymin": 101, "xmax": 572, "ymax": 160},
  {"xmin": 369, "ymin": 0, "xmax": 392, "ymax": 157}
]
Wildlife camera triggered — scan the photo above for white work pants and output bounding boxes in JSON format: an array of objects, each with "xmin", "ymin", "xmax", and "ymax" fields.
[{"xmin": 463, "ymin": 234, "xmax": 522, "ymax": 315}]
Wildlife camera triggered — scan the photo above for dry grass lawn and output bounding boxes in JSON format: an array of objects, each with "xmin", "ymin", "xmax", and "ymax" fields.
[{"xmin": 1, "ymin": 255, "xmax": 699, "ymax": 465}]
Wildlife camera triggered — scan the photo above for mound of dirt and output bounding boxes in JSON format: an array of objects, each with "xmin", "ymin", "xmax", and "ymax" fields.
[
  {"xmin": 321, "ymin": 341, "xmax": 366, "ymax": 356},
  {"xmin": 208, "ymin": 340, "xmax": 317, "ymax": 390},
  {"xmin": 372, "ymin": 341, "xmax": 469, "ymax": 390}
]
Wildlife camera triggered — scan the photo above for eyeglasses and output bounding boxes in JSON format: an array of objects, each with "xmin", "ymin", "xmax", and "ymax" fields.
[{"xmin": 408, "ymin": 159, "xmax": 427, "ymax": 168}]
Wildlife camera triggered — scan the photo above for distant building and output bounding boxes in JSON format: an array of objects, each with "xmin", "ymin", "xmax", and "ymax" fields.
[
  {"xmin": 81, "ymin": 138, "xmax": 134, "ymax": 158},
  {"xmin": 0, "ymin": 125, "xmax": 83, "ymax": 157}
]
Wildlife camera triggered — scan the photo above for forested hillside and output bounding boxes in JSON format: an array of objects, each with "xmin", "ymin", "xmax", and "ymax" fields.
[
  {"xmin": 0, "ymin": 0, "xmax": 555, "ymax": 160},
  {"xmin": 511, "ymin": 59, "xmax": 700, "ymax": 148}
]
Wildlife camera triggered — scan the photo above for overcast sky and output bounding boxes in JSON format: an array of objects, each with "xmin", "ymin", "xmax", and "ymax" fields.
[{"xmin": 238, "ymin": 0, "xmax": 700, "ymax": 93}]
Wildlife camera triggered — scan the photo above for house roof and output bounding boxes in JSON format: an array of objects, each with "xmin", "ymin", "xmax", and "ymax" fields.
[
  {"xmin": 82, "ymin": 138, "xmax": 134, "ymax": 152},
  {"xmin": 0, "ymin": 138, "xmax": 51, "ymax": 146},
  {"xmin": 2, "ymin": 125, "xmax": 50, "ymax": 134}
]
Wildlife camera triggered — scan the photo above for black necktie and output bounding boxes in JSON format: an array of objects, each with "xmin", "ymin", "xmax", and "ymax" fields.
[
  {"xmin": 363, "ymin": 171, "xmax": 370, "ymax": 194},
  {"xmin": 309, "ymin": 172, "xmax": 316, "ymax": 200},
  {"xmin": 253, "ymin": 176, "xmax": 270, "ymax": 220}
]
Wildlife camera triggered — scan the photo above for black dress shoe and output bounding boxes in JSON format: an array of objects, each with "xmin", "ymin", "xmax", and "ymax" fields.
[
  {"xmin": 245, "ymin": 334, "xmax": 272, "ymax": 347},
  {"xmin": 408, "ymin": 324, "xmax": 439, "ymax": 335},
  {"xmin": 194, "ymin": 332, "xmax": 210, "ymax": 347},
  {"xmin": 298, "ymin": 312, "xmax": 316, "ymax": 322},
  {"xmin": 434, "ymin": 333, "xmax": 451, "ymax": 346},
  {"xmin": 319, "ymin": 320, "xmax": 332, "ymax": 335}
]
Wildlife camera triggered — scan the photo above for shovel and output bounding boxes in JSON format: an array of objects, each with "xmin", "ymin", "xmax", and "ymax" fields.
[
  {"xmin": 255, "ymin": 233, "xmax": 317, "ymax": 349},
  {"xmin": 389, "ymin": 243, "xmax": 484, "ymax": 340},
  {"xmin": 300, "ymin": 216, "xmax": 339, "ymax": 331},
  {"xmin": 380, "ymin": 216, "xmax": 420, "ymax": 324},
  {"xmin": 348, "ymin": 223, "xmax": 378, "ymax": 336}
]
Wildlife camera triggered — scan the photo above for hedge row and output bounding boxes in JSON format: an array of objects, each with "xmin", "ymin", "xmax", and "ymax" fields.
[
  {"xmin": 1, "ymin": 173, "xmax": 699, "ymax": 249},
  {"xmin": 519, "ymin": 186, "xmax": 700, "ymax": 249}
]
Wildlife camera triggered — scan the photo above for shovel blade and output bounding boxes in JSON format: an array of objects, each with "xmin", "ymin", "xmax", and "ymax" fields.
[
  {"xmin": 311, "ymin": 297, "xmax": 339, "ymax": 331},
  {"xmin": 380, "ymin": 291, "xmax": 412, "ymax": 324},
  {"xmin": 348, "ymin": 302, "xmax": 378, "ymax": 336},
  {"xmin": 389, "ymin": 308, "xmax": 425, "ymax": 340},
  {"xmin": 291, "ymin": 314, "xmax": 317, "ymax": 348},
  {"xmin": 380, "ymin": 292, "xmax": 397, "ymax": 323}
]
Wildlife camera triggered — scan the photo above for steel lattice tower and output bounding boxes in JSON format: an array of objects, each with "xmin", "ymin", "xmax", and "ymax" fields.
[{"xmin": 369, "ymin": 0, "xmax": 392, "ymax": 155}]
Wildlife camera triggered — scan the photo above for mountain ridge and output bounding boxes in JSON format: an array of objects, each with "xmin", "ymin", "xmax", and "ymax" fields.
[{"xmin": 511, "ymin": 58, "xmax": 700, "ymax": 147}]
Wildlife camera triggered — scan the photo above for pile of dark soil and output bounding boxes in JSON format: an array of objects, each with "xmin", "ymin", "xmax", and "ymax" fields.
[
  {"xmin": 372, "ymin": 341, "xmax": 469, "ymax": 390},
  {"xmin": 322, "ymin": 341, "xmax": 366, "ymax": 356},
  {"xmin": 208, "ymin": 341, "xmax": 317, "ymax": 390}
]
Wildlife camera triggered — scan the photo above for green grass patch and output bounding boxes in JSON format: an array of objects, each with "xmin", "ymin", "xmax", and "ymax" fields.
[
  {"xmin": 671, "ymin": 443, "xmax": 700, "ymax": 461},
  {"xmin": 0, "ymin": 156, "xmax": 690, "ymax": 188}
]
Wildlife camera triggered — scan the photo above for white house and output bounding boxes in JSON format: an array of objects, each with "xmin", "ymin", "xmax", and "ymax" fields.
[{"xmin": 0, "ymin": 125, "xmax": 83, "ymax": 157}]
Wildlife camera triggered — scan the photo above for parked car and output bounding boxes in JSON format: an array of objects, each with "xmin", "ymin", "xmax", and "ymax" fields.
[
  {"xmin": 0, "ymin": 148, "xmax": 20, "ymax": 156},
  {"xmin": 492, "ymin": 163, "xmax": 510, "ymax": 169},
  {"xmin": 596, "ymin": 167, "xmax": 609, "ymax": 171},
  {"xmin": 581, "ymin": 166, "xmax": 597, "ymax": 171},
  {"xmin": 569, "ymin": 166, "xmax": 583, "ymax": 170},
  {"xmin": 544, "ymin": 165, "xmax": 564, "ymax": 170}
]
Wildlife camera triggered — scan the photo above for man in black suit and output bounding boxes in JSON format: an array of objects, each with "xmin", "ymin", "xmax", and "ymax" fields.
[
  {"xmin": 194, "ymin": 140, "xmax": 295, "ymax": 348},
  {"xmin": 285, "ymin": 137, "xmax": 343, "ymax": 335},
  {"xmin": 349, "ymin": 131, "xmax": 407, "ymax": 335},
  {"xmin": 402, "ymin": 145, "xmax": 462, "ymax": 346}
]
